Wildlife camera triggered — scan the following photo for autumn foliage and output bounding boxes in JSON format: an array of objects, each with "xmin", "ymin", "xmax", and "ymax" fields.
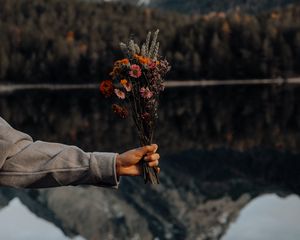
[{"xmin": 0, "ymin": 0, "xmax": 299, "ymax": 83}]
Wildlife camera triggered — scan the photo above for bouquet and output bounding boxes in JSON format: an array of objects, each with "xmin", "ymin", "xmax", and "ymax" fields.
[{"xmin": 99, "ymin": 30, "xmax": 171, "ymax": 184}]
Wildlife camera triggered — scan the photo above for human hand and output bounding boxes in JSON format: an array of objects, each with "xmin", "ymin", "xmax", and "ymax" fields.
[{"xmin": 116, "ymin": 144, "xmax": 160, "ymax": 176}]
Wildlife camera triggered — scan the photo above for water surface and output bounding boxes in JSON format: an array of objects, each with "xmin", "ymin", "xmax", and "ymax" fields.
[
  {"xmin": 222, "ymin": 194, "xmax": 300, "ymax": 240},
  {"xmin": 0, "ymin": 86, "xmax": 299, "ymax": 239}
]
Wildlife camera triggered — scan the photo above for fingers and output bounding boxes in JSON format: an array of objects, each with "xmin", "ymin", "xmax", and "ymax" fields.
[
  {"xmin": 144, "ymin": 153, "xmax": 160, "ymax": 162},
  {"xmin": 140, "ymin": 144, "xmax": 158, "ymax": 155},
  {"xmin": 144, "ymin": 153, "xmax": 160, "ymax": 168},
  {"xmin": 148, "ymin": 160, "xmax": 159, "ymax": 167},
  {"xmin": 135, "ymin": 144, "xmax": 161, "ymax": 170},
  {"xmin": 127, "ymin": 165, "xmax": 160, "ymax": 176},
  {"xmin": 152, "ymin": 144, "xmax": 158, "ymax": 153}
]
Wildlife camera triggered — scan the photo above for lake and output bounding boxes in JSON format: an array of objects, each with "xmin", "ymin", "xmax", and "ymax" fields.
[{"xmin": 0, "ymin": 84, "xmax": 299, "ymax": 240}]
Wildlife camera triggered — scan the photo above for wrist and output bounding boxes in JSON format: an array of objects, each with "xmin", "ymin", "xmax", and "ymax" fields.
[{"xmin": 116, "ymin": 153, "xmax": 122, "ymax": 176}]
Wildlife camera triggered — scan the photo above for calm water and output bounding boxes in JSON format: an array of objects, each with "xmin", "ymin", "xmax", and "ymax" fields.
[
  {"xmin": 222, "ymin": 194, "xmax": 300, "ymax": 240},
  {"xmin": 0, "ymin": 86, "xmax": 299, "ymax": 240},
  {"xmin": 0, "ymin": 198, "xmax": 84, "ymax": 240},
  {"xmin": 0, "ymin": 194, "xmax": 299, "ymax": 240}
]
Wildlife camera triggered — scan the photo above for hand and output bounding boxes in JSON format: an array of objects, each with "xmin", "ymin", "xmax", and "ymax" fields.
[{"xmin": 116, "ymin": 144, "xmax": 160, "ymax": 176}]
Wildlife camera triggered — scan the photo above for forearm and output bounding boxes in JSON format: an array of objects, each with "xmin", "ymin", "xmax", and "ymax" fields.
[{"xmin": 0, "ymin": 117, "xmax": 120, "ymax": 189}]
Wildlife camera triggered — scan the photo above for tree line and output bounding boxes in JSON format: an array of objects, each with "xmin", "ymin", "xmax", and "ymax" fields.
[
  {"xmin": 0, "ymin": 0, "xmax": 299, "ymax": 83},
  {"xmin": 150, "ymin": 0, "xmax": 299, "ymax": 14}
]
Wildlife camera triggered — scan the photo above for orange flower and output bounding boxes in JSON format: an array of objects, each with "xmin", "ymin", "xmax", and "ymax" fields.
[
  {"xmin": 134, "ymin": 54, "xmax": 150, "ymax": 65},
  {"xmin": 99, "ymin": 80, "xmax": 114, "ymax": 97},
  {"xmin": 115, "ymin": 58, "xmax": 129, "ymax": 65},
  {"xmin": 110, "ymin": 65, "xmax": 121, "ymax": 77},
  {"xmin": 110, "ymin": 59, "xmax": 129, "ymax": 77},
  {"xmin": 120, "ymin": 58, "xmax": 129, "ymax": 65},
  {"xmin": 120, "ymin": 79, "xmax": 128, "ymax": 85},
  {"xmin": 120, "ymin": 79, "xmax": 132, "ymax": 92},
  {"xmin": 139, "ymin": 57, "xmax": 150, "ymax": 65}
]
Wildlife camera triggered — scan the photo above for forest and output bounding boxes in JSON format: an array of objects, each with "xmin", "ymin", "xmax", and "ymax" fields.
[
  {"xmin": 149, "ymin": 0, "xmax": 299, "ymax": 14},
  {"xmin": 0, "ymin": 0, "xmax": 299, "ymax": 83}
]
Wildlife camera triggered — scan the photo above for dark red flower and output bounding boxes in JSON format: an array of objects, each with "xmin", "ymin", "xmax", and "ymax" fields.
[
  {"xmin": 148, "ymin": 60, "xmax": 157, "ymax": 69},
  {"xmin": 100, "ymin": 80, "xmax": 114, "ymax": 97},
  {"xmin": 112, "ymin": 104, "xmax": 129, "ymax": 119},
  {"xmin": 141, "ymin": 112, "xmax": 151, "ymax": 122}
]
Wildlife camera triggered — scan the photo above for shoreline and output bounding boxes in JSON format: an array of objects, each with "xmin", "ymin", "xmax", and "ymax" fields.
[{"xmin": 1, "ymin": 78, "xmax": 300, "ymax": 93}]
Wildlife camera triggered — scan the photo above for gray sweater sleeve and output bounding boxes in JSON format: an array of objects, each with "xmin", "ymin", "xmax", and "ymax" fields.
[{"xmin": 0, "ymin": 116, "xmax": 120, "ymax": 189}]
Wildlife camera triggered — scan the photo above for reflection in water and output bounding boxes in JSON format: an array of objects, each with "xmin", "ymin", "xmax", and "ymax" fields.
[
  {"xmin": 0, "ymin": 198, "xmax": 85, "ymax": 240},
  {"xmin": 0, "ymin": 87, "xmax": 299, "ymax": 239},
  {"xmin": 222, "ymin": 194, "xmax": 300, "ymax": 240},
  {"xmin": 1, "ymin": 86, "xmax": 300, "ymax": 154}
]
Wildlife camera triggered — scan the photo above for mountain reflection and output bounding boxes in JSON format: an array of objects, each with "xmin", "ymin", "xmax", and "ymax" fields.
[
  {"xmin": 0, "ymin": 198, "xmax": 84, "ymax": 240},
  {"xmin": 0, "ymin": 87, "xmax": 299, "ymax": 240}
]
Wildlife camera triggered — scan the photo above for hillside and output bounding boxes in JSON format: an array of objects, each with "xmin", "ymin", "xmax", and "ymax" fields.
[
  {"xmin": 149, "ymin": 0, "xmax": 299, "ymax": 14},
  {"xmin": 103, "ymin": 0, "xmax": 299, "ymax": 14},
  {"xmin": 0, "ymin": 0, "xmax": 299, "ymax": 83}
]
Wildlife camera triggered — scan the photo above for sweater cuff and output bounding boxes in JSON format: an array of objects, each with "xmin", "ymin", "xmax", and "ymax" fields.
[{"xmin": 89, "ymin": 152, "xmax": 121, "ymax": 189}]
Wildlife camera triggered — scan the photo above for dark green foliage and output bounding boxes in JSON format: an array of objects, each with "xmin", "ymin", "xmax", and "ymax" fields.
[
  {"xmin": 0, "ymin": 0, "xmax": 190, "ymax": 83},
  {"xmin": 0, "ymin": 0, "xmax": 299, "ymax": 83},
  {"xmin": 169, "ymin": 6, "xmax": 300, "ymax": 80},
  {"xmin": 150, "ymin": 0, "xmax": 299, "ymax": 14}
]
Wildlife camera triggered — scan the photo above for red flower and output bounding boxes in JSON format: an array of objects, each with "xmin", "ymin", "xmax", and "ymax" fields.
[{"xmin": 100, "ymin": 80, "xmax": 114, "ymax": 97}]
